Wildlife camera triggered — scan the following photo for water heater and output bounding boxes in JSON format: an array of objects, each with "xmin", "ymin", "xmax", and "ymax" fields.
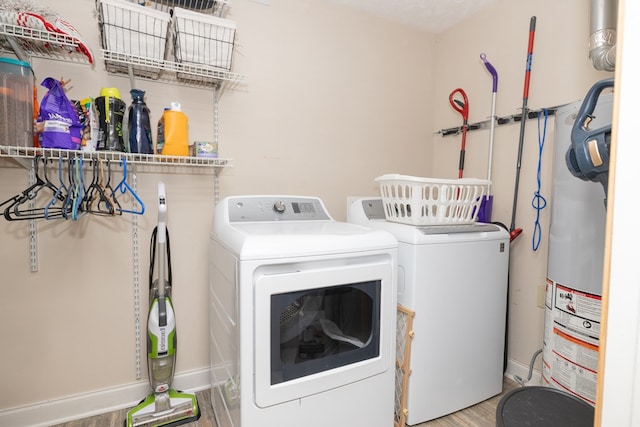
[{"xmin": 542, "ymin": 92, "xmax": 612, "ymax": 406}]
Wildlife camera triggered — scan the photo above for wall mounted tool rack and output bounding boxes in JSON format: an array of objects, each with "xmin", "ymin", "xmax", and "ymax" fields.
[{"xmin": 436, "ymin": 105, "xmax": 564, "ymax": 137}]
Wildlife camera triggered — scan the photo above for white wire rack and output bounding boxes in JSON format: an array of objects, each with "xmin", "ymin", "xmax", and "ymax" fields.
[
  {"xmin": 0, "ymin": 22, "xmax": 92, "ymax": 64},
  {"xmin": 96, "ymin": 0, "xmax": 244, "ymax": 88},
  {"xmin": 0, "ymin": 145, "xmax": 231, "ymax": 168},
  {"xmin": 138, "ymin": 0, "xmax": 230, "ymax": 16}
]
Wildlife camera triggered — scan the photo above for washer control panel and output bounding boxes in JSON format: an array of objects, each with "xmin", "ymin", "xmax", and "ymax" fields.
[
  {"xmin": 356, "ymin": 198, "xmax": 501, "ymax": 234},
  {"xmin": 227, "ymin": 196, "xmax": 331, "ymax": 222}
]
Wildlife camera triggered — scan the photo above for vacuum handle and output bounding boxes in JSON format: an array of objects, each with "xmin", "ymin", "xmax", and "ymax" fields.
[
  {"xmin": 158, "ymin": 296, "xmax": 167, "ymax": 327},
  {"xmin": 569, "ymin": 77, "xmax": 614, "ymax": 180},
  {"xmin": 157, "ymin": 182, "xmax": 167, "ymax": 245},
  {"xmin": 572, "ymin": 78, "xmax": 614, "ymax": 139}
]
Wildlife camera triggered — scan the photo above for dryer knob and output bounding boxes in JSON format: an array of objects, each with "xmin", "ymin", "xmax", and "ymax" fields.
[{"xmin": 273, "ymin": 201, "xmax": 286, "ymax": 213}]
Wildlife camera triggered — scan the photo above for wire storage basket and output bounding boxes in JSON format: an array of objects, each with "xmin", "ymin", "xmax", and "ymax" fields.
[
  {"xmin": 96, "ymin": 0, "xmax": 240, "ymax": 86},
  {"xmin": 375, "ymin": 174, "xmax": 490, "ymax": 226},
  {"xmin": 138, "ymin": 0, "xmax": 228, "ymax": 15},
  {"xmin": 172, "ymin": 6, "xmax": 236, "ymax": 84},
  {"xmin": 97, "ymin": 0, "xmax": 171, "ymax": 78}
]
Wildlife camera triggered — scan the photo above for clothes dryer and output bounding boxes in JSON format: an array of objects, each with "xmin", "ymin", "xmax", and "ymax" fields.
[
  {"xmin": 210, "ymin": 196, "xmax": 397, "ymax": 427},
  {"xmin": 348, "ymin": 198, "xmax": 509, "ymax": 425}
]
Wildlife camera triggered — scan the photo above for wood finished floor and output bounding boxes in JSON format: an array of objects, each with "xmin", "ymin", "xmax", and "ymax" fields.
[{"xmin": 51, "ymin": 377, "xmax": 518, "ymax": 427}]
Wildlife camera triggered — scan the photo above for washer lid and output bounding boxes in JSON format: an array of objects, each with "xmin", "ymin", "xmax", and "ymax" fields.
[{"xmin": 347, "ymin": 197, "xmax": 508, "ymax": 244}]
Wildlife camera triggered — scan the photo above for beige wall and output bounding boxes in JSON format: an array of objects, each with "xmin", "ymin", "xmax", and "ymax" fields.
[
  {"xmin": 0, "ymin": 0, "xmax": 615, "ymax": 414},
  {"xmin": 0, "ymin": 0, "xmax": 434, "ymax": 410},
  {"xmin": 432, "ymin": 0, "xmax": 612, "ymax": 372}
]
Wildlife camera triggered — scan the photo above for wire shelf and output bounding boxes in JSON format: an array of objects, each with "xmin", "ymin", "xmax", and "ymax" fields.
[
  {"xmin": 0, "ymin": 145, "xmax": 232, "ymax": 168},
  {"xmin": 0, "ymin": 23, "xmax": 92, "ymax": 64},
  {"xmin": 96, "ymin": 0, "xmax": 244, "ymax": 88},
  {"xmin": 101, "ymin": 49, "xmax": 246, "ymax": 88},
  {"xmin": 139, "ymin": 0, "xmax": 230, "ymax": 17}
]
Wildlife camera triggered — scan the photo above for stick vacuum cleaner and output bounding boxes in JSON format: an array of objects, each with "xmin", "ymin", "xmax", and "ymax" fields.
[{"xmin": 126, "ymin": 182, "xmax": 200, "ymax": 427}]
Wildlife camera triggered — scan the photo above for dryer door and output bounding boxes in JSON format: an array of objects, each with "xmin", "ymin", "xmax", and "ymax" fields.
[{"xmin": 253, "ymin": 255, "xmax": 394, "ymax": 408}]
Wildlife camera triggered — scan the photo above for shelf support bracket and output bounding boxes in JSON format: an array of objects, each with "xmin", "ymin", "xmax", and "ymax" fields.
[{"xmin": 27, "ymin": 166, "xmax": 38, "ymax": 272}]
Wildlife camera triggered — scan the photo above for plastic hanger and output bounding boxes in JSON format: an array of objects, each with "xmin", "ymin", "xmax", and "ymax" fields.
[
  {"xmin": 3, "ymin": 155, "xmax": 62, "ymax": 221},
  {"xmin": 113, "ymin": 158, "xmax": 145, "ymax": 215},
  {"xmin": 104, "ymin": 159, "xmax": 122, "ymax": 215},
  {"xmin": 84, "ymin": 160, "xmax": 115, "ymax": 216},
  {"xmin": 44, "ymin": 157, "xmax": 69, "ymax": 220},
  {"xmin": 71, "ymin": 157, "xmax": 87, "ymax": 221}
]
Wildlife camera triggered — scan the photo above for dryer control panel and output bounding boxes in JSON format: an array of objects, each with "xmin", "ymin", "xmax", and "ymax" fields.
[{"xmin": 227, "ymin": 196, "xmax": 332, "ymax": 222}]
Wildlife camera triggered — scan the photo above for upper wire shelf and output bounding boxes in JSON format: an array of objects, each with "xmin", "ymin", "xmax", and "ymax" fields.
[
  {"xmin": 0, "ymin": 145, "xmax": 232, "ymax": 168},
  {"xmin": 101, "ymin": 49, "xmax": 246, "ymax": 89},
  {"xmin": 0, "ymin": 23, "xmax": 93, "ymax": 64},
  {"xmin": 97, "ymin": 0, "xmax": 245, "ymax": 88}
]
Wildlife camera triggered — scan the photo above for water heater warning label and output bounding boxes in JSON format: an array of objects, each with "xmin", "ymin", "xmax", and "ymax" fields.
[{"xmin": 542, "ymin": 278, "xmax": 601, "ymax": 406}]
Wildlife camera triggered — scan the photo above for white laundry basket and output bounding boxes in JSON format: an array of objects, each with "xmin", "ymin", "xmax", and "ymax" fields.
[{"xmin": 375, "ymin": 174, "xmax": 490, "ymax": 225}]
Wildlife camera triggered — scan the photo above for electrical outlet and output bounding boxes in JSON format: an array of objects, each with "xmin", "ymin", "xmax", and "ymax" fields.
[{"xmin": 537, "ymin": 285, "xmax": 546, "ymax": 308}]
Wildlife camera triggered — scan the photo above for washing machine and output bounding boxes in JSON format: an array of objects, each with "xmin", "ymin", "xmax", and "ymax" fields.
[
  {"xmin": 209, "ymin": 195, "xmax": 398, "ymax": 427},
  {"xmin": 348, "ymin": 197, "xmax": 509, "ymax": 425}
]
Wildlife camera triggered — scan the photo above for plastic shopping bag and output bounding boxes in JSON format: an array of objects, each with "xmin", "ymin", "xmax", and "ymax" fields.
[{"xmin": 37, "ymin": 77, "xmax": 82, "ymax": 150}]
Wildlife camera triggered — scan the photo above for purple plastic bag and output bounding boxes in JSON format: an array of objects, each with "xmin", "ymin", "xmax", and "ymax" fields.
[{"xmin": 37, "ymin": 77, "xmax": 82, "ymax": 150}]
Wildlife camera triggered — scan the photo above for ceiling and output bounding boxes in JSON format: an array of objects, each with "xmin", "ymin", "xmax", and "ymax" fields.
[{"xmin": 326, "ymin": 0, "xmax": 497, "ymax": 33}]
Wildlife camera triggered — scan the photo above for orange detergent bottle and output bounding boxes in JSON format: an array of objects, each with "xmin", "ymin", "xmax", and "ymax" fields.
[{"xmin": 158, "ymin": 102, "xmax": 188, "ymax": 156}]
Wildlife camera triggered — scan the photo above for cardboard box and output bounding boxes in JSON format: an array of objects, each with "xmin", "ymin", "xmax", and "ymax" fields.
[{"xmin": 193, "ymin": 141, "xmax": 218, "ymax": 158}]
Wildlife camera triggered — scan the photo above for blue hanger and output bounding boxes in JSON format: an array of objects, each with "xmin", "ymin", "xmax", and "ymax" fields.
[
  {"xmin": 72, "ymin": 157, "xmax": 87, "ymax": 221},
  {"xmin": 62, "ymin": 158, "xmax": 77, "ymax": 220},
  {"xmin": 114, "ymin": 158, "xmax": 145, "ymax": 215}
]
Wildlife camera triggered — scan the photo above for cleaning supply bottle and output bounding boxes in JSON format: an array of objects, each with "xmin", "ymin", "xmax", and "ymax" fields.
[
  {"xmin": 95, "ymin": 87, "xmax": 126, "ymax": 151},
  {"xmin": 127, "ymin": 89, "xmax": 153, "ymax": 154},
  {"xmin": 158, "ymin": 102, "xmax": 188, "ymax": 156}
]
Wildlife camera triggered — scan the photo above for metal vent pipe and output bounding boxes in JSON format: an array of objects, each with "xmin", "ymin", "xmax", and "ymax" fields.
[{"xmin": 590, "ymin": 0, "xmax": 618, "ymax": 71}]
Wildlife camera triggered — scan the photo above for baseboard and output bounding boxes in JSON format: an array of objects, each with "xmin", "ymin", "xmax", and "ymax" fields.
[
  {"xmin": 1, "ymin": 360, "xmax": 537, "ymax": 427},
  {"xmin": 505, "ymin": 357, "xmax": 543, "ymax": 386},
  {"xmin": 0, "ymin": 368, "xmax": 211, "ymax": 427}
]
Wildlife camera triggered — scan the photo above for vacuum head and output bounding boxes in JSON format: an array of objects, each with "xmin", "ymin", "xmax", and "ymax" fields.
[{"xmin": 126, "ymin": 389, "xmax": 200, "ymax": 427}]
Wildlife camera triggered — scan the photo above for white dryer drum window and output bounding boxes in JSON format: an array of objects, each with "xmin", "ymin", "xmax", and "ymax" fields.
[{"xmin": 254, "ymin": 260, "xmax": 389, "ymax": 407}]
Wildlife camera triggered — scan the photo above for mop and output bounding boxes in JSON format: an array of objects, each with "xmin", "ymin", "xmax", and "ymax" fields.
[
  {"xmin": 477, "ymin": 53, "xmax": 498, "ymax": 223},
  {"xmin": 126, "ymin": 182, "xmax": 200, "ymax": 427}
]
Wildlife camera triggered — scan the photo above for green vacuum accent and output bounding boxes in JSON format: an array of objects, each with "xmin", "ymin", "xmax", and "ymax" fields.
[{"xmin": 126, "ymin": 182, "xmax": 200, "ymax": 427}]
